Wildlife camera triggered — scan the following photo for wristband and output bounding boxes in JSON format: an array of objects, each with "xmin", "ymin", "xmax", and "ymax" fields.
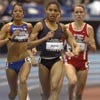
[{"xmin": 8, "ymin": 37, "xmax": 12, "ymax": 41}]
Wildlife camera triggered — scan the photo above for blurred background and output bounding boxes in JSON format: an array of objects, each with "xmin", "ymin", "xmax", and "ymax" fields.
[
  {"xmin": 0, "ymin": 0, "xmax": 100, "ymax": 53},
  {"xmin": 0, "ymin": 0, "xmax": 100, "ymax": 100}
]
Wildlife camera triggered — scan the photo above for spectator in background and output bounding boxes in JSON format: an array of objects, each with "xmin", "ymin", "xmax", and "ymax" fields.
[
  {"xmin": 80, "ymin": 0, "xmax": 93, "ymax": 19},
  {"xmin": 0, "ymin": 0, "xmax": 9, "ymax": 22},
  {"xmin": 6, "ymin": 1, "xmax": 17, "ymax": 14},
  {"xmin": 81, "ymin": 0, "xmax": 93, "ymax": 4},
  {"xmin": 22, "ymin": 0, "xmax": 42, "ymax": 6},
  {"xmin": 96, "ymin": 25, "xmax": 100, "ymax": 49},
  {"xmin": 57, "ymin": 0, "xmax": 67, "ymax": 6},
  {"xmin": 57, "ymin": 0, "xmax": 74, "ymax": 18},
  {"xmin": 43, "ymin": 0, "xmax": 58, "ymax": 6},
  {"xmin": 9, "ymin": 0, "xmax": 17, "ymax": 5},
  {"xmin": 21, "ymin": 0, "xmax": 44, "ymax": 19},
  {"xmin": 86, "ymin": 0, "xmax": 100, "ymax": 17},
  {"xmin": 57, "ymin": 0, "xmax": 83, "ymax": 6},
  {"xmin": 81, "ymin": 0, "xmax": 100, "ymax": 18},
  {"xmin": 0, "ymin": 0, "xmax": 17, "ymax": 23}
]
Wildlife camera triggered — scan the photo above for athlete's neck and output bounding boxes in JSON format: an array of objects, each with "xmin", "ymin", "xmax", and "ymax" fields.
[
  {"xmin": 45, "ymin": 19, "xmax": 56, "ymax": 26},
  {"xmin": 13, "ymin": 20, "xmax": 23, "ymax": 26},
  {"xmin": 74, "ymin": 21, "xmax": 84, "ymax": 27}
]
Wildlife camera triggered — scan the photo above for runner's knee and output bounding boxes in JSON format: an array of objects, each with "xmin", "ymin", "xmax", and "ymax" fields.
[
  {"xmin": 20, "ymin": 77, "xmax": 27, "ymax": 85},
  {"xmin": 51, "ymin": 83, "xmax": 58, "ymax": 92},
  {"xmin": 69, "ymin": 78, "xmax": 77, "ymax": 86}
]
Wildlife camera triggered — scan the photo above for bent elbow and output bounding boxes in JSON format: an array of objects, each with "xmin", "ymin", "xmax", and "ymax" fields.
[{"xmin": 92, "ymin": 47, "xmax": 96, "ymax": 52}]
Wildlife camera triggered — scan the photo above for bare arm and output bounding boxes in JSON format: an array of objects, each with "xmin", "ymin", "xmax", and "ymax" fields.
[
  {"xmin": 29, "ymin": 22, "xmax": 42, "ymax": 41},
  {"xmin": 0, "ymin": 24, "xmax": 10, "ymax": 47},
  {"xmin": 27, "ymin": 22, "xmax": 54, "ymax": 49},
  {"xmin": 84, "ymin": 25, "xmax": 96, "ymax": 52},
  {"xmin": 63, "ymin": 24, "xmax": 80, "ymax": 56}
]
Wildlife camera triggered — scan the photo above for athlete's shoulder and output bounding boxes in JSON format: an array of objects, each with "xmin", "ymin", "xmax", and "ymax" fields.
[
  {"xmin": 8, "ymin": 22, "xmax": 13, "ymax": 25},
  {"xmin": 2, "ymin": 22, "xmax": 12, "ymax": 29},
  {"xmin": 23, "ymin": 21, "xmax": 32, "ymax": 27},
  {"xmin": 33, "ymin": 21, "xmax": 43, "ymax": 31},
  {"xmin": 86, "ymin": 23, "xmax": 93, "ymax": 28},
  {"xmin": 59, "ymin": 23, "xmax": 65, "ymax": 30},
  {"xmin": 0, "ymin": 22, "xmax": 11, "ymax": 34},
  {"xmin": 86, "ymin": 23, "xmax": 94, "ymax": 30},
  {"xmin": 65, "ymin": 22, "xmax": 73, "ymax": 28},
  {"xmin": 59, "ymin": 22, "xmax": 64, "ymax": 27},
  {"xmin": 36, "ymin": 21, "xmax": 43, "ymax": 26}
]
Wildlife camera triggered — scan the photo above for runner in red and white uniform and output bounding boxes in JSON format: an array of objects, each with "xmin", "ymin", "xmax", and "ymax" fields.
[{"xmin": 64, "ymin": 4, "xmax": 96, "ymax": 100}]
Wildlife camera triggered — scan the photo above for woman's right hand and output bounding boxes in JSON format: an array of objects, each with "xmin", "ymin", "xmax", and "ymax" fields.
[
  {"xmin": 66, "ymin": 50, "xmax": 74, "ymax": 59},
  {"xmin": 11, "ymin": 30, "xmax": 20, "ymax": 39},
  {"xmin": 46, "ymin": 31, "xmax": 54, "ymax": 39}
]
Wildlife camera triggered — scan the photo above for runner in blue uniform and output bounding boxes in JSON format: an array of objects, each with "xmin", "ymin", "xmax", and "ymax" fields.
[{"xmin": 0, "ymin": 3, "xmax": 54, "ymax": 100}]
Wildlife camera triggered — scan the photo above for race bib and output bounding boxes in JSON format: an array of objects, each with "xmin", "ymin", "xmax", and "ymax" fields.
[
  {"xmin": 78, "ymin": 42, "xmax": 86, "ymax": 51},
  {"xmin": 46, "ymin": 42, "xmax": 63, "ymax": 51},
  {"xmin": 14, "ymin": 31, "xmax": 29, "ymax": 42}
]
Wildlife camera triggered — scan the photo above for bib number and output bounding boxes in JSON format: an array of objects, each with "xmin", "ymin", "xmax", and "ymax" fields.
[
  {"xmin": 46, "ymin": 42, "xmax": 63, "ymax": 51},
  {"xmin": 78, "ymin": 43, "xmax": 86, "ymax": 51}
]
